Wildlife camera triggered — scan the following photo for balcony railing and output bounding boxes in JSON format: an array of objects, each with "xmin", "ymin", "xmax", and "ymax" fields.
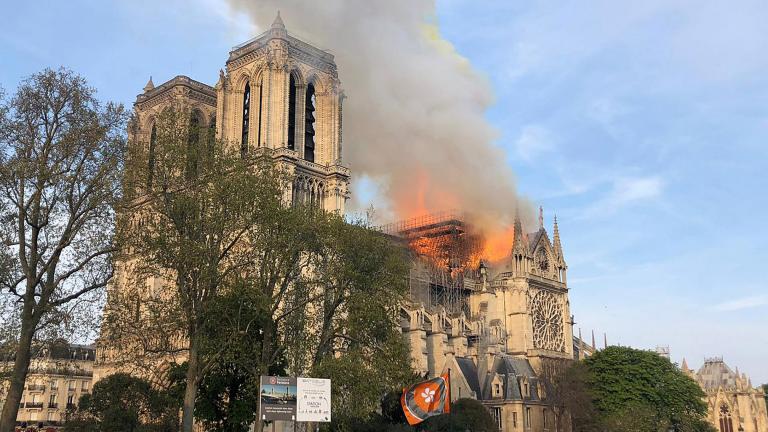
[
  {"xmin": 25, "ymin": 402, "xmax": 43, "ymax": 409},
  {"xmin": 26, "ymin": 384, "xmax": 46, "ymax": 391},
  {"xmin": 80, "ymin": 389, "xmax": 90, "ymax": 394},
  {"xmin": 48, "ymin": 403, "xmax": 59, "ymax": 409}
]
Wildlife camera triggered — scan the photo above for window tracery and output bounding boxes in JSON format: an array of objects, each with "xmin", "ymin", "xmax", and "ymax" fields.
[{"xmin": 530, "ymin": 290, "xmax": 565, "ymax": 351}]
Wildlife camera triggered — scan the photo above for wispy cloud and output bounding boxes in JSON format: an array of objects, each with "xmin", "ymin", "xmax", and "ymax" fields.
[
  {"xmin": 715, "ymin": 295, "xmax": 768, "ymax": 312},
  {"xmin": 580, "ymin": 175, "xmax": 664, "ymax": 218},
  {"xmin": 515, "ymin": 125, "xmax": 554, "ymax": 162}
]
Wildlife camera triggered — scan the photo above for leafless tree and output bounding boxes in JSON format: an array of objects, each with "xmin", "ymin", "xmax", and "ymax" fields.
[{"xmin": 0, "ymin": 68, "xmax": 126, "ymax": 431}]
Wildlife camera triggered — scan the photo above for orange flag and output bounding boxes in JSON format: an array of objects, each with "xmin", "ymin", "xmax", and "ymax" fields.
[{"xmin": 401, "ymin": 372, "xmax": 451, "ymax": 425}]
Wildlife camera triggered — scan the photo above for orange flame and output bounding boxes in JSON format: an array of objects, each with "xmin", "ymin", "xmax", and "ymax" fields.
[{"xmin": 391, "ymin": 169, "xmax": 518, "ymax": 266}]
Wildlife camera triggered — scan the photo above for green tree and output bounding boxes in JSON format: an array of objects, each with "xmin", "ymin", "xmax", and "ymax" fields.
[
  {"xmin": 64, "ymin": 373, "xmax": 178, "ymax": 432},
  {"xmin": 189, "ymin": 279, "xmax": 287, "ymax": 432},
  {"xmin": 105, "ymin": 105, "xmax": 413, "ymax": 432},
  {"xmin": 107, "ymin": 107, "xmax": 285, "ymax": 432},
  {"xmin": 417, "ymin": 398, "xmax": 498, "ymax": 432},
  {"xmin": 0, "ymin": 68, "xmax": 126, "ymax": 431},
  {"xmin": 542, "ymin": 361, "xmax": 600, "ymax": 432},
  {"xmin": 583, "ymin": 346, "xmax": 715, "ymax": 432}
]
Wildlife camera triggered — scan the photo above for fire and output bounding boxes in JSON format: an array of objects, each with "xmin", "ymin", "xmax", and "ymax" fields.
[
  {"xmin": 389, "ymin": 169, "xmax": 518, "ymax": 266},
  {"xmin": 480, "ymin": 225, "xmax": 515, "ymax": 263}
]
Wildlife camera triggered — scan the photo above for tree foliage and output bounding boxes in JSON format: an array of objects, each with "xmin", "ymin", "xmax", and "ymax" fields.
[
  {"xmin": 64, "ymin": 373, "xmax": 178, "ymax": 432},
  {"xmin": 104, "ymin": 108, "xmax": 414, "ymax": 432},
  {"xmin": 417, "ymin": 398, "xmax": 497, "ymax": 432},
  {"xmin": 0, "ymin": 68, "xmax": 126, "ymax": 431},
  {"xmin": 105, "ymin": 107, "xmax": 286, "ymax": 432},
  {"xmin": 583, "ymin": 346, "xmax": 715, "ymax": 432}
]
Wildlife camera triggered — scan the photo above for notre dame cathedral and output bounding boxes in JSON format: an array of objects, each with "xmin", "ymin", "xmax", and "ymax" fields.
[{"xmin": 94, "ymin": 13, "xmax": 583, "ymax": 432}]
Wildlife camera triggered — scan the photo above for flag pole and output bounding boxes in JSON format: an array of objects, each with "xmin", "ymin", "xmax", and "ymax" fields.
[
  {"xmin": 448, "ymin": 369, "xmax": 453, "ymax": 432},
  {"xmin": 447, "ymin": 368, "xmax": 452, "ymax": 413}
]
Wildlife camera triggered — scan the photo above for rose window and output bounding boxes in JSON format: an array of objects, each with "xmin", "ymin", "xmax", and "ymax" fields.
[{"xmin": 530, "ymin": 290, "xmax": 565, "ymax": 352}]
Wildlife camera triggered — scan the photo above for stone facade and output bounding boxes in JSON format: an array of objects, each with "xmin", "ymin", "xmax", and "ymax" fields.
[
  {"xmin": 391, "ymin": 209, "xmax": 578, "ymax": 431},
  {"xmin": 94, "ymin": 13, "xmax": 350, "ymax": 383},
  {"xmin": 0, "ymin": 344, "xmax": 94, "ymax": 427},
  {"xmin": 93, "ymin": 12, "xmax": 583, "ymax": 432},
  {"xmin": 684, "ymin": 358, "xmax": 768, "ymax": 432}
]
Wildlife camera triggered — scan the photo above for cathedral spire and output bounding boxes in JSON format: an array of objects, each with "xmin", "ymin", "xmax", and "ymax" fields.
[
  {"xmin": 512, "ymin": 208, "xmax": 528, "ymax": 256},
  {"xmin": 269, "ymin": 10, "xmax": 288, "ymax": 39},
  {"xmin": 591, "ymin": 330, "xmax": 596, "ymax": 350},
  {"xmin": 682, "ymin": 357, "xmax": 689, "ymax": 372},
  {"xmin": 538, "ymin": 206, "xmax": 544, "ymax": 230},
  {"xmin": 553, "ymin": 215, "xmax": 565, "ymax": 266},
  {"xmin": 272, "ymin": 10, "xmax": 285, "ymax": 29},
  {"xmin": 143, "ymin": 76, "xmax": 154, "ymax": 92}
]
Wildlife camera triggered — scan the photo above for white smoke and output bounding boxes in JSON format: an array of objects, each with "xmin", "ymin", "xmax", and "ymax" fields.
[{"xmin": 223, "ymin": 0, "xmax": 532, "ymax": 228}]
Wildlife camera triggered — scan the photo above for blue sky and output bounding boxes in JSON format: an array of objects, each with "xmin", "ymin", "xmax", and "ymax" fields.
[{"xmin": 2, "ymin": 0, "xmax": 766, "ymax": 382}]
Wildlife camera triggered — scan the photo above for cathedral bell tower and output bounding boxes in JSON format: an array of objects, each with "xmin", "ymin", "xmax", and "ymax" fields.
[{"xmin": 216, "ymin": 12, "xmax": 350, "ymax": 212}]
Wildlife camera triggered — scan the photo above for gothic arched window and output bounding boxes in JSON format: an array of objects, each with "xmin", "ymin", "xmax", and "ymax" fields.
[
  {"xmin": 241, "ymin": 81, "xmax": 251, "ymax": 156},
  {"xmin": 187, "ymin": 111, "xmax": 202, "ymax": 180},
  {"xmin": 288, "ymin": 74, "xmax": 297, "ymax": 150},
  {"xmin": 147, "ymin": 124, "xmax": 156, "ymax": 188},
  {"xmin": 719, "ymin": 404, "xmax": 734, "ymax": 432},
  {"xmin": 208, "ymin": 116, "xmax": 216, "ymax": 157},
  {"xmin": 257, "ymin": 78, "xmax": 263, "ymax": 147},
  {"xmin": 304, "ymin": 83, "xmax": 316, "ymax": 163}
]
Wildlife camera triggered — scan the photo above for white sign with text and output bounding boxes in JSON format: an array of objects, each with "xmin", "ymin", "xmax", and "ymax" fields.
[{"xmin": 296, "ymin": 377, "xmax": 332, "ymax": 422}]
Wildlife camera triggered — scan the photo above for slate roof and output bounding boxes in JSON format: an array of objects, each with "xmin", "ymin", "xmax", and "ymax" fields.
[
  {"xmin": 456, "ymin": 356, "xmax": 481, "ymax": 397},
  {"xmin": 697, "ymin": 359, "xmax": 738, "ymax": 390}
]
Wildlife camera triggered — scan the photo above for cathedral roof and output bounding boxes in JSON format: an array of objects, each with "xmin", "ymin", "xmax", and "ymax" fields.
[
  {"xmin": 696, "ymin": 358, "xmax": 739, "ymax": 390},
  {"xmin": 135, "ymin": 75, "xmax": 216, "ymax": 108},
  {"xmin": 528, "ymin": 229, "xmax": 546, "ymax": 251},
  {"xmin": 456, "ymin": 357, "xmax": 482, "ymax": 397},
  {"xmin": 227, "ymin": 13, "xmax": 336, "ymax": 74}
]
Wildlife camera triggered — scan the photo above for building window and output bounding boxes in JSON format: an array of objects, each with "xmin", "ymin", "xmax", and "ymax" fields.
[
  {"xmin": 208, "ymin": 116, "xmax": 216, "ymax": 156},
  {"xmin": 491, "ymin": 407, "xmax": 503, "ymax": 430},
  {"xmin": 48, "ymin": 394, "xmax": 57, "ymax": 408},
  {"xmin": 186, "ymin": 111, "xmax": 202, "ymax": 180},
  {"xmin": 49, "ymin": 380, "xmax": 58, "ymax": 390},
  {"xmin": 524, "ymin": 382, "xmax": 529, "ymax": 397},
  {"xmin": 257, "ymin": 79, "xmax": 263, "ymax": 147},
  {"xmin": 66, "ymin": 394, "xmax": 75, "ymax": 409},
  {"xmin": 525, "ymin": 407, "xmax": 531, "ymax": 428},
  {"xmin": 241, "ymin": 81, "xmax": 251, "ymax": 156},
  {"xmin": 512, "ymin": 411, "xmax": 518, "ymax": 427},
  {"xmin": 719, "ymin": 404, "xmax": 734, "ymax": 432},
  {"xmin": 543, "ymin": 408, "xmax": 548, "ymax": 428},
  {"xmin": 82, "ymin": 381, "xmax": 89, "ymax": 391},
  {"xmin": 494, "ymin": 383, "xmax": 501, "ymax": 397},
  {"xmin": 148, "ymin": 124, "xmax": 156, "ymax": 188},
  {"xmin": 288, "ymin": 73, "xmax": 297, "ymax": 150},
  {"xmin": 304, "ymin": 82, "xmax": 316, "ymax": 163},
  {"xmin": 68, "ymin": 381, "xmax": 76, "ymax": 391}
]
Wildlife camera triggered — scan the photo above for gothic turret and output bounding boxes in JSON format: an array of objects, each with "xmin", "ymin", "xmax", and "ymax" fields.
[
  {"xmin": 511, "ymin": 210, "xmax": 530, "ymax": 272},
  {"xmin": 143, "ymin": 76, "xmax": 154, "ymax": 92},
  {"xmin": 270, "ymin": 10, "xmax": 288, "ymax": 38}
]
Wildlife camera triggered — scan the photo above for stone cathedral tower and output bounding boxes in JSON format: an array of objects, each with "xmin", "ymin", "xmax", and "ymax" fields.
[
  {"xmin": 125, "ymin": 12, "xmax": 349, "ymax": 214},
  {"xmin": 94, "ymin": 13, "xmax": 349, "ymax": 382},
  {"xmin": 216, "ymin": 12, "xmax": 349, "ymax": 211}
]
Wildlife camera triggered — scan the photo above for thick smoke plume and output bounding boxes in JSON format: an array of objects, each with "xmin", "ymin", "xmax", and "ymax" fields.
[{"xmin": 224, "ymin": 0, "xmax": 534, "ymax": 259}]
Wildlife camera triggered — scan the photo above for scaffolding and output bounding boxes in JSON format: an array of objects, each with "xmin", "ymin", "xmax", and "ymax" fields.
[{"xmin": 381, "ymin": 212, "xmax": 483, "ymax": 316}]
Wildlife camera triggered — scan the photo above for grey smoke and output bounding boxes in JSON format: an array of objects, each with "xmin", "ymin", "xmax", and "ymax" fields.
[{"xmin": 223, "ymin": 0, "xmax": 532, "ymax": 229}]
